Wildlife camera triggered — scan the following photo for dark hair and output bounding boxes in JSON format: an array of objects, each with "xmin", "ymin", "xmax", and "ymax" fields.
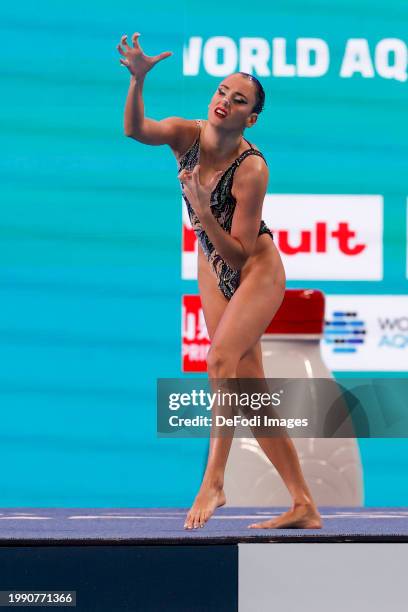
[{"xmin": 238, "ymin": 72, "xmax": 265, "ymax": 114}]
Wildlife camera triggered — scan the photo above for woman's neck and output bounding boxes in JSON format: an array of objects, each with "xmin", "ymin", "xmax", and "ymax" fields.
[{"xmin": 199, "ymin": 120, "xmax": 243, "ymax": 163}]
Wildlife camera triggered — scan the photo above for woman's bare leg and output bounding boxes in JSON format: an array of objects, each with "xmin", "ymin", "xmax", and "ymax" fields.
[
  {"xmin": 235, "ymin": 343, "xmax": 322, "ymax": 529},
  {"xmin": 183, "ymin": 252, "xmax": 230, "ymax": 530},
  {"xmin": 185, "ymin": 239, "xmax": 321, "ymax": 530}
]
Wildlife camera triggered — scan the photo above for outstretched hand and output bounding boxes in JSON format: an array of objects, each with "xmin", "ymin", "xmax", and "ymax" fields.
[
  {"xmin": 117, "ymin": 32, "xmax": 172, "ymax": 78},
  {"xmin": 178, "ymin": 165, "xmax": 224, "ymax": 218}
]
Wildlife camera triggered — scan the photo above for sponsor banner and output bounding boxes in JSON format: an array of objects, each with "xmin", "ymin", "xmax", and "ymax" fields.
[
  {"xmin": 323, "ymin": 295, "xmax": 408, "ymax": 371},
  {"xmin": 182, "ymin": 294, "xmax": 408, "ymax": 372},
  {"xmin": 182, "ymin": 295, "xmax": 210, "ymax": 372},
  {"xmin": 182, "ymin": 203, "xmax": 197, "ymax": 280},
  {"xmin": 182, "ymin": 195, "xmax": 383, "ymax": 281}
]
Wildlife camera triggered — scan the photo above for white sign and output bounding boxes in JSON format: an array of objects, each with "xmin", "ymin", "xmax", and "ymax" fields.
[{"xmin": 182, "ymin": 194, "xmax": 384, "ymax": 281}]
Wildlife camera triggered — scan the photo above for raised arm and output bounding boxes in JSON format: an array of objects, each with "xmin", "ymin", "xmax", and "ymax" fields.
[{"xmin": 118, "ymin": 33, "xmax": 196, "ymax": 155}]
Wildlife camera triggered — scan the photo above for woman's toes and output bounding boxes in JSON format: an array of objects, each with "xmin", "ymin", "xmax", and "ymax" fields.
[
  {"xmin": 190, "ymin": 512, "xmax": 199, "ymax": 529},
  {"xmin": 248, "ymin": 521, "xmax": 270, "ymax": 528},
  {"xmin": 184, "ymin": 513, "xmax": 193, "ymax": 529},
  {"xmin": 193, "ymin": 514, "xmax": 201, "ymax": 529}
]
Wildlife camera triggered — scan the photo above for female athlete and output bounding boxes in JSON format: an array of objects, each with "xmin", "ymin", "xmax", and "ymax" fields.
[{"xmin": 117, "ymin": 32, "xmax": 322, "ymax": 531}]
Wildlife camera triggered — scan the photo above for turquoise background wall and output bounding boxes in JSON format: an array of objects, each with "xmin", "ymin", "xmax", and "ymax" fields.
[{"xmin": 0, "ymin": 1, "xmax": 407, "ymax": 505}]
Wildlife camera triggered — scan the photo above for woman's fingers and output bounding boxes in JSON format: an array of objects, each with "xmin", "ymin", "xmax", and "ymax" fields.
[
  {"xmin": 131, "ymin": 32, "xmax": 143, "ymax": 52},
  {"xmin": 191, "ymin": 164, "xmax": 202, "ymax": 186},
  {"xmin": 178, "ymin": 170, "xmax": 194, "ymax": 200},
  {"xmin": 152, "ymin": 51, "xmax": 173, "ymax": 65},
  {"xmin": 182, "ymin": 184, "xmax": 192, "ymax": 197},
  {"xmin": 178, "ymin": 169, "xmax": 192, "ymax": 182},
  {"xmin": 119, "ymin": 58, "xmax": 130, "ymax": 67},
  {"xmin": 121, "ymin": 34, "xmax": 131, "ymax": 49},
  {"xmin": 191, "ymin": 164, "xmax": 200, "ymax": 178},
  {"xmin": 209, "ymin": 169, "xmax": 224, "ymax": 189},
  {"xmin": 180, "ymin": 165, "xmax": 222, "ymax": 192},
  {"xmin": 118, "ymin": 32, "xmax": 172, "ymax": 76}
]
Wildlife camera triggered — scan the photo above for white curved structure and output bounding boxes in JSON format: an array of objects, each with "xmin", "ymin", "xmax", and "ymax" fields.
[{"xmin": 224, "ymin": 293, "xmax": 364, "ymax": 507}]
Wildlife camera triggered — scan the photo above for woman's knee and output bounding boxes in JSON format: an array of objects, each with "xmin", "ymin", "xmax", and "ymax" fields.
[{"xmin": 206, "ymin": 344, "xmax": 238, "ymax": 378}]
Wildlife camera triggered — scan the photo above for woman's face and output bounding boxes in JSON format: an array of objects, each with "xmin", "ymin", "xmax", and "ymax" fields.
[{"xmin": 208, "ymin": 73, "xmax": 258, "ymax": 129}]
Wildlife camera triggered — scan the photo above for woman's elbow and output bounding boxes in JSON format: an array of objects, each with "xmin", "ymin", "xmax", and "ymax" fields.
[
  {"xmin": 227, "ymin": 251, "xmax": 250, "ymax": 271},
  {"xmin": 232, "ymin": 239, "xmax": 254, "ymax": 270},
  {"xmin": 124, "ymin": 127, "xmax": 137, "ymax": 138}
]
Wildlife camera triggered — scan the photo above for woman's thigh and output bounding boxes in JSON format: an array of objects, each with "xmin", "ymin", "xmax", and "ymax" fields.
[
  {"xmin": 197, "ymin": 250, "xmax": 229, "ymax": 341},
  {"xmin": 198, "ymin": 247, "xmax": 284, "ymax": 370},
  {"xmin": 209, "ymin": 247, "xmax": 285, "ymax": 363},
  {"xmin": 198, "ymin": 254, "xmax": 264, "ymax": 375}
]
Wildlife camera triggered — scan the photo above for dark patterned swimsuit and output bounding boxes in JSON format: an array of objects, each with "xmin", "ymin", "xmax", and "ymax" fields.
[{"xmin": 178, "ymin": 119, "xmax": 274, "ymax": 301}]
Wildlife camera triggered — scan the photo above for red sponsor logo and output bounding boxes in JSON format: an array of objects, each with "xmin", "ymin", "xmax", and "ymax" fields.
[
  {"xmin": 183, "ymin": 221, "xmax": 366, "ymax": 255},
  {"xmin": 183, "ymin": 225, "xmax": 196, "ymax": 253},
  {"xmin": 182, "ymin": 295, "xmax": 209, "ymax": 372},
  {"xmin": 278, "ymin": 222, "xmax": 366, "ymax": 255}
]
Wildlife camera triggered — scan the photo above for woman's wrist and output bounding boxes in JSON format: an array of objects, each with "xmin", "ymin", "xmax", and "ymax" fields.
[
  {"xmin": 199, "ymin": 199, "xmax": 210, "ymax": 219},
  {"xmin": 130, "ymin": 73, "xmax": 146, "ymax": 86},
  {"xmin": 196, "ymin": 200, "xmax": 212, "ymax": 221}
]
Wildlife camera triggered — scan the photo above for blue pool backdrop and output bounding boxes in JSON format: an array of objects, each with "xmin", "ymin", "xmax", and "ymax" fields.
[{"xmin": 1, "ymin": 0, "xmax": 407, "ymax": 506}]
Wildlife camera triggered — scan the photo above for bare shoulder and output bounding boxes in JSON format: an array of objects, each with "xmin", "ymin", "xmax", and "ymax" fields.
[
  {"xmin": 236, "ymin": 150, "xmax": 268, "ymax": 180},
  {"xmin": 232, "ymin": 151, "xmax": 268, "ymax": 198}
]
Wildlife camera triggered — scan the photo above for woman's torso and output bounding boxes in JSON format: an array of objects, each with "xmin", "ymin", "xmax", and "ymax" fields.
[
  {"xmin": 174, "ymin": 119, "xmax": 283, "ymax": 297},
  {"xmin": 175, "ymin": 119, "xmax": 273, "ymax": 239}
]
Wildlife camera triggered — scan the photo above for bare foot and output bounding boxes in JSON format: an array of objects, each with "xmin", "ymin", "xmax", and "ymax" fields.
[
  {"xmin": 184, "ymin": 483, "xmax": 226, "ymax": 529},
  {"xmin": 248, "ymin": 503, "xmax": 322, "ymax": 530}
]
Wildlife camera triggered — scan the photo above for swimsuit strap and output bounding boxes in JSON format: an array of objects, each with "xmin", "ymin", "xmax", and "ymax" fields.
[
  {"xmin": 217, "ymin": 148, "xmax": 267, "ymax": 198},
  {"xmin": 179, "ymin": 120, "xmax": 266, "ymax": 171},
  {"xmin": 191, "ymin": 119, "xmax": 202, "ymax": 149},
  {"xmin": 242, "ymin": 136, "xmax": 254, "ymax": 149},
  {"xmin": 195, "ymin": 119, "xmax": 202, "ymax": 143},
  {"xmin": 233, "ymin": 148, "xmax": 267, "ymax": 168}
]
